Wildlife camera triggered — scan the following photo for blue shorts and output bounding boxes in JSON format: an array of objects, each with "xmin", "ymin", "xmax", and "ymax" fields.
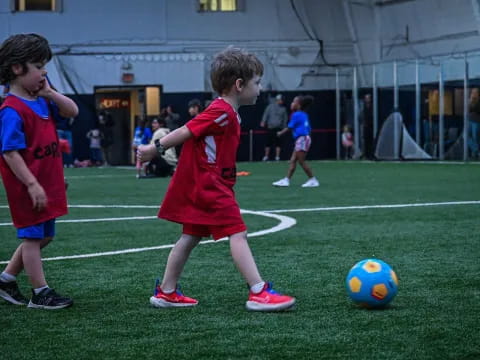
[{"xmin": 17, "ymin": 219, "xmax": 56, "ymax": 240}]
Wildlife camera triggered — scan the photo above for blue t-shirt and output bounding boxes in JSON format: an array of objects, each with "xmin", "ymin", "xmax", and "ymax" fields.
[
  {"xmin": 288, "ymin": 111, "xmax": 311, "ymax": 139},
  {"xmin": 142, "ymin": 127, "xmax": 153, "ymax": 144},
  {"xmin": 0, "ymin": 95, "xmax": 51, "ymax": 153},
  {"xmin": 132, "ymin": 126, "xmax": 144, "ymax": 146},
  {"xmin": 132, "ymin": 126, "xmax": 153, "ymax": 146}
]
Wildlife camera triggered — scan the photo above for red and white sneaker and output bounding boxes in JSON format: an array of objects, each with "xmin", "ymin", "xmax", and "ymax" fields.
[
  {"xmin": 246, "ymin": 282, "xmax": 296, "ymax": 311},
  {"xmin": 149, "ymin": 279, "xmax": 198, "ymax": 308}
]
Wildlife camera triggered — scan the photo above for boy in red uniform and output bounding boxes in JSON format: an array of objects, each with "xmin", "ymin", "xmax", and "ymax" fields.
[
  {"xmin": 138, "ymin": 47, "xmax": 295, "ymax": 311},
  {"xmin": 0, "ymin": 34, "xmax": 78, "ymax": 309}
]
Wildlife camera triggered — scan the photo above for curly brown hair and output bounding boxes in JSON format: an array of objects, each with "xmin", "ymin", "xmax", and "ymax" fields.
[
  {"xmin": 297, "ymin": 95, "xmax": 314, "ymax": 110},
  {"xmin": 0, "ymin": 33, "xmax": 52, "ymax": 85},
  {"xmin": 210, "ymin": 46, "xmax": 263, "ymax": 95}
]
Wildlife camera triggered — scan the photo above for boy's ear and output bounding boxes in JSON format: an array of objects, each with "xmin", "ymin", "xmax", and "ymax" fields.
[
  {"xmin": 11, "ymin": 64, "xmax": 23, "ymax": 75},
  {"xmin": 235, "ymin": 78, "xmax": 244, "ymax": 91}
]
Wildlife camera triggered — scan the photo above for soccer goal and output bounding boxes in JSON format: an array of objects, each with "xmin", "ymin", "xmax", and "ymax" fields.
[{"xmin": 375, "ymin": 112, "xmax": 432, "ymax": 160}]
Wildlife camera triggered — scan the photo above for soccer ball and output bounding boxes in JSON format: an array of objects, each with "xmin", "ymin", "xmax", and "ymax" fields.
[{"xmin": 345, "ymin": 258, "xmax": 399, "ymax": 308}]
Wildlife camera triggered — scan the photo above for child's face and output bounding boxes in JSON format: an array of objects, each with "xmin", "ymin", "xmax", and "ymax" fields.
[
  {"xmin": 291, "ymin": 97, "xmax": 301, "ymax": 111},
  {"xmin": 238, "ymin": 75, "xmax": 262, "ymax": 106},
  {"xmin": 13, "ymin": 61, "xmax": 48, "ymax": 95},
  {"xmin": 151, "ymin": 120, "xmax": 160, "ymax": 131},
  {"xmin": 188, "ymin": 106, "xmax": 199, "ymax": 117}
]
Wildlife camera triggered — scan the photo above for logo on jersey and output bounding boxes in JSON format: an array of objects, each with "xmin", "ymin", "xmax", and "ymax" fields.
[{"xmin": 33, "ymin": 141, "xmax": 60, "ymax": 159}]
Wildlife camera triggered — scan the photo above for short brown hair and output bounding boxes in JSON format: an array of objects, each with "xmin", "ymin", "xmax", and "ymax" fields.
[
  {"xmin": 0, "ymin": 33, "xmax": 52, "ymax": 85},
  {"xmin": 210, "ymin": 46, "xmax": 263, "ymax": 95}
]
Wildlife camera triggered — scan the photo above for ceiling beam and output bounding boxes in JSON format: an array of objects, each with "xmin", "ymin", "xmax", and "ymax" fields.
[
  {"xmin": 374, "ymin": 0, "xmax": 416, "ymax": 6},
  {"xmin": 471, "ymin": 0, "xmax": 480, "ymax": 35},
  {"xmin": 342, "ymin": 0, "xmax": 367, "ymax": 84}
]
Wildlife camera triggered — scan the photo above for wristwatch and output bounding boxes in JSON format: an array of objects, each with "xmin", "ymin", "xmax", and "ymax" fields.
[{"xmin": 154, "ymin": 138, "xmax": 166, "ymax": 155}]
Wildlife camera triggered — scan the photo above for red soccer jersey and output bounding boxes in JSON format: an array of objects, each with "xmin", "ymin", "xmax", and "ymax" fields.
[
  {"xmin": 0, "ymin": 95, "xmax": 67, "ymax": 228},
  {"xmin": 158, "ymin": 98, "xmax": 243, "ymax": 225}
]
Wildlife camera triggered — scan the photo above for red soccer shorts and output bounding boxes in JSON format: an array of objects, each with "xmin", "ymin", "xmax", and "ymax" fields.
[{"xmin": 183, "ymin": 222, "xmax": 247, "ymax": 240}]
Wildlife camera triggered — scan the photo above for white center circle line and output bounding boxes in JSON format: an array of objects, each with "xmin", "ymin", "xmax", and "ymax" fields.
[{"xmin": 0, "ymin": 209, "xmax": 297, "ymax": 263}]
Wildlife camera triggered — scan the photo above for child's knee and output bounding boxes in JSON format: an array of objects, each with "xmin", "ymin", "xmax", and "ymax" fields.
[
  {"xmin": 229, "ymin": 231, "xmax": 248, "ymax": 242},
  {"xmin": 40, "ymin": 237, "xmax": 53, "ymax": 249},
  {"xmin": 179, "ymin": 234, "xmax": 201, "ymax": 246}
]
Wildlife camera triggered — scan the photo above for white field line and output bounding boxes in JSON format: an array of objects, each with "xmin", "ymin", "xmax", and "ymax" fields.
[
  {"xmin": 2, "ymin": 200, "xmax": 478, "ymax": 226},
  {"xmin": 66, "ymin": 174, "xmax": 134, "ymax": 179},
  {"xmin": 0, "ymin": 204, "xmax": 160, "ymax": 210},
  {"xmin": 0, "ymin": 200, "xmax": 478, "ymax": 263},
  {"xmin": 0, "ymin": 215, "xmax": 158, "ymax": 226},
  {"xmin": 263, "ymin": 200, "xmax": 480, "ymax": 213},
  {"xmin": 0, "ymin": 210, "xmax": 296, "ymax": 263}
]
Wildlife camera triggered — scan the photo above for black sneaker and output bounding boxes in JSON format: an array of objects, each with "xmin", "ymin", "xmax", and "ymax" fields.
[
  {"xmin": 0, "ymin": 280, "xmax": 28, "ymax": 305},
  {"xmin": 28, "ymin": 288, "xmax": 73, "ymax": 310}
]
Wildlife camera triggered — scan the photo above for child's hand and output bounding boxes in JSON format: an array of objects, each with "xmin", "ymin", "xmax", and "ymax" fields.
[
  {"xmin": 27, "ymin": 182, "xmax": 47, "ymax": 212},
  {"xmin": 137, "ymin": 144, "xmax": 157, "ymax": 163},
  {"xmin": 36, "ymin": 77, "xmax": 53, "ymax": 98}
]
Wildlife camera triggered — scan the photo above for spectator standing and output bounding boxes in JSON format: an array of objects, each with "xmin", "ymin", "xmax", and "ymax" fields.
[
  {"xmin": 341, "ymin": 124, "xmax": 354, "ymax": 159},
  {"xmin": 187, "ymin": 98, "xmax": 203, "ymax": 119},
  {"xmin": 359, "ymin": 93, "xmax": 374, "ymax": 160},
  {"xmin": 164, "ymin": 105, "xmax": 181, "ymax": 131},
  {"xmin": 260, "ymin": 94, "xmax": 288, "ymax": 161},
  {"xmin": 97, "ymin": 109, "xmax": 114, "ymax": 166},
  {"xmin": 424, "ymin": 89, "xmax": 440, "ymax": 153},
  {"xmin": 86, "ymin": 128, "xmax": 103, "ymax": 166}
]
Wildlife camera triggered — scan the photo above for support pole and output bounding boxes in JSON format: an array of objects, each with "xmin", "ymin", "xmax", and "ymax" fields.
[
  {"xmin": 394, "ymin": 61, "xmax": 399, "ymax": 110},
  {"xmin": 393, "ymin": 61, "xmax": 399, "ymax": 159},
  {"xmin": 336, "ymin": 69, "xmax": 341, "ymax": 160},
  {"xmin": 439, "ymin": 66, "xmax": 445, "ymax": 160},
  {"xmin": 464, "ymin": 56, "xmax": 469, "ymax": 162},
  {"xmin": 415, "ymin": 60, "xmax": 421, "ymax": 145},
  {"xmin": 353, "ymin": 67, "xmax": 360, "ymax": 158},
  {"xmin": 373, "ymin": 65, "xmax": 378, "ymax": 141},
  {"xmin": 249, "ymin": 129, "xmax": 253, "ymax": 162}
]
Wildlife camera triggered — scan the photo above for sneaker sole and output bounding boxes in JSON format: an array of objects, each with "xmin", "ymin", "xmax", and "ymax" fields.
[
  {"xmin": 149, "ymin": 296, "xmax": 198, "ymax": 308},
  {"xmin": 301, "ymin": 184, "xmax": 319, "ymax": 187},
  {"xmin": 27, "ymin": 300, "xmax": 73, "ymax": 310},
  {"xmin": 0, "ymin": 290, "xmax": 27, "ymax": 306},
  {"xmin": 245, "ymin": 298, "xmax": 296, "ymax": 312},
  {"xmin": 272, "ymin": 184, "xmax": 289, "ymax": 187}
]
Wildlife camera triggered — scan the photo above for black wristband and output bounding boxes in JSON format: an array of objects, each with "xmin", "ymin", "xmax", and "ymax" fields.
[{"xmin": 154, "ymin": 138, "xmax": 166, "ymax": 155}]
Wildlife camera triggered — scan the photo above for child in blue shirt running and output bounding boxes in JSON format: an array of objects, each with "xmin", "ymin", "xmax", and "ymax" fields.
[{"xmin": 273, "ymin": 95, "xmax": 319, "ymax": 187}]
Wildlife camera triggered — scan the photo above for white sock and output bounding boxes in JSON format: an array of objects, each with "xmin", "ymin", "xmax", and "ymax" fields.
[
  {"xmin": 34, "ymin": 285, "xmax": 49, "ymax": 295},
  {"xmin": 0, "ymin": 272, "xmax": 16, "ymax": 283},
  {"xmin": 250, "ymin": 281, "xmax": 266, "ymax": 294}
]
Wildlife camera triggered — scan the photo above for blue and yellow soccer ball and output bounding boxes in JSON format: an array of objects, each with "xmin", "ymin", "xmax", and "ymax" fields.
[{"xmin": 346, "ymin": 258, "xmax": 399, "ymax": 308}]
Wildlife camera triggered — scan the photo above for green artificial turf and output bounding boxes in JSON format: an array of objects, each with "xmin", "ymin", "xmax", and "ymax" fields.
[{"xmin": 0, "ymin": 161, "xmax": 479, "ymax": 359}]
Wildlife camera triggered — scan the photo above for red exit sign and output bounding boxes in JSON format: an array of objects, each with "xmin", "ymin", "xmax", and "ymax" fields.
[{"xmin": 100, "ymin": 98, "xmax": 130, "ymax": 109}]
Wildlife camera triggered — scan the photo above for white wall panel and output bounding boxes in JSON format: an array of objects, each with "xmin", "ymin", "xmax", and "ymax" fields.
[{"xmin": 2, "ymin": 0, "xmax": 480, "ymax": 93}]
